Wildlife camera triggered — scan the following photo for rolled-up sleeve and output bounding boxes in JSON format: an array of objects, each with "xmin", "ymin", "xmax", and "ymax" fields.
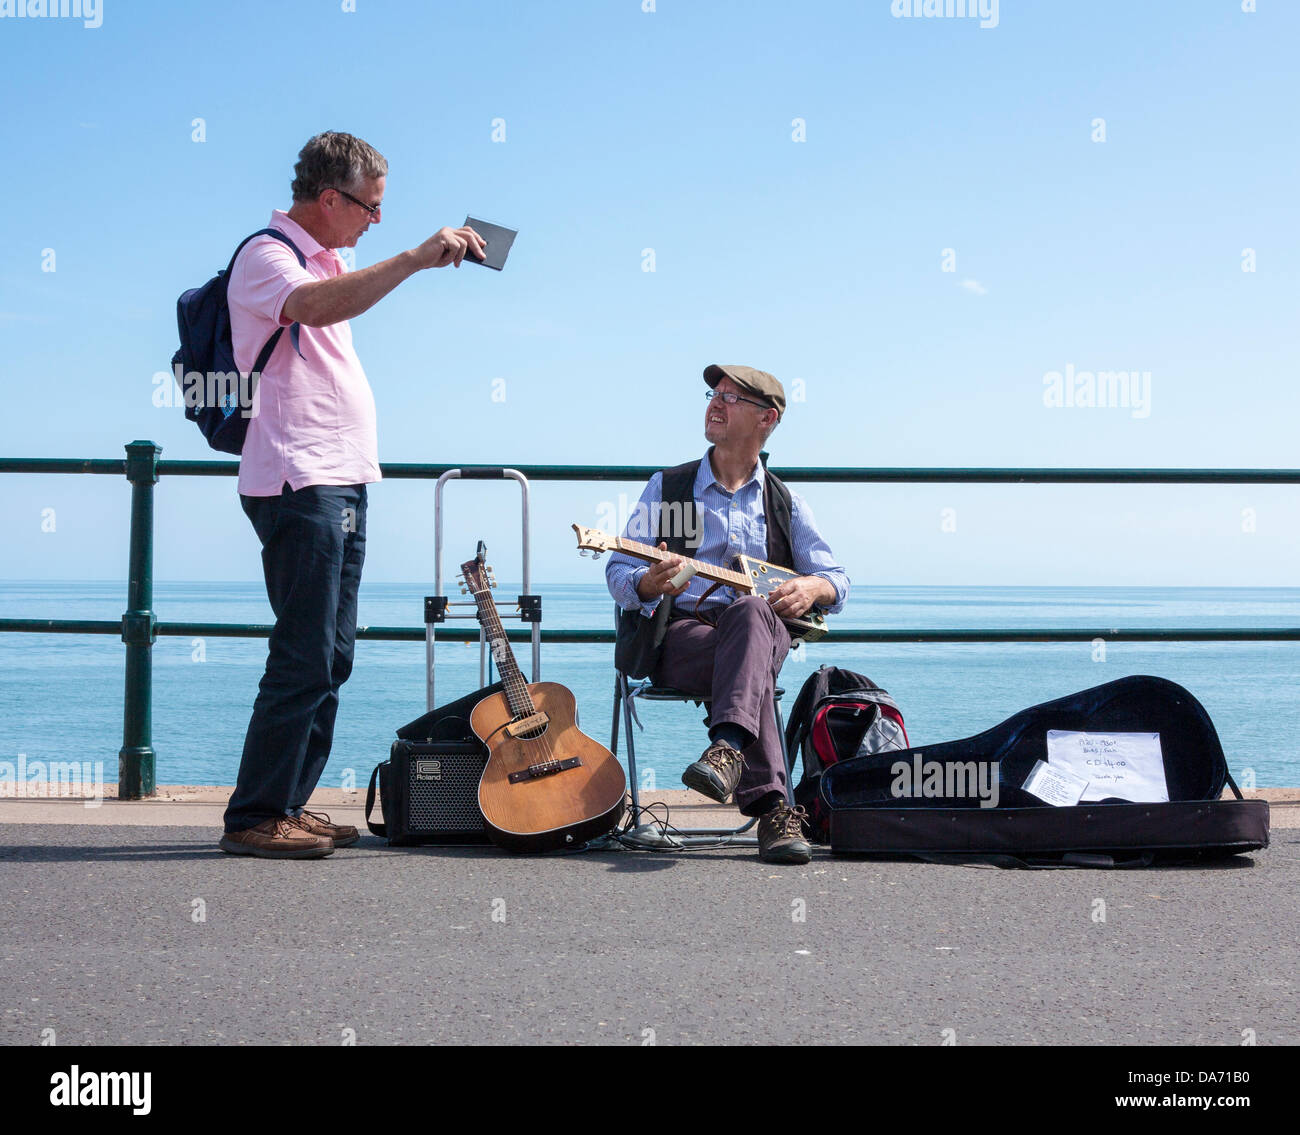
[
  {"xmin": 789, "ymin": 491, "xmax": 850, "ymax": 615},
  {"xmin": 605, "ymin": 472, "xmax": 664, "ymax": 615}
]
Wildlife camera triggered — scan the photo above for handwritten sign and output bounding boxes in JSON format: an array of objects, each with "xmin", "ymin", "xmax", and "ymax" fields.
[{"xmin": 1045, "ymin": 730, "xmax": 1168, "ymax": 803}]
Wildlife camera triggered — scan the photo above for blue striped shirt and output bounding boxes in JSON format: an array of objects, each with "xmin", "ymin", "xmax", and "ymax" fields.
[{"xmin": 605, "ymin": 453, "xmax": 850, "ymax": 617}]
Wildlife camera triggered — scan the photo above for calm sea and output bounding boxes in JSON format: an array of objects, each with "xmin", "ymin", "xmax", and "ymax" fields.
[{"xmin": 1, "ymin": 582, "xmax": 1297, "ymax": 789}]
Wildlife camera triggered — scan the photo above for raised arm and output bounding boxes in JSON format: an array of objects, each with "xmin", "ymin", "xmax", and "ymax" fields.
[{"xmin": 283, "ymin": 226, "xmax": 487, "ymax": 327}]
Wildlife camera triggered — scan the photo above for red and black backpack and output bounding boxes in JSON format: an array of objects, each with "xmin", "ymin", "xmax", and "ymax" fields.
[{"xmin": 785, "ymin": 666, "xmax": 909, "ymax": 841}]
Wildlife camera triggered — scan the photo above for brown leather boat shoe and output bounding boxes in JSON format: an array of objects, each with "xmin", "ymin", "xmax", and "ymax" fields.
[
  {"xmin": 294, "ymin": 809, "xmax": 360, "ymax": 848},
  {"xmin": 218, "ymin": 817, "xmax": 334, "ymax": 859}
]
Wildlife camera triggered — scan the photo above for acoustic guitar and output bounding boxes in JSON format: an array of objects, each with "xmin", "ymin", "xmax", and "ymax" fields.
[
  {"xmin": 462, "ymin": 545, "xmax": 626, "ymax": 852},
  {"xmin": 571, "ymin": 524, "xmax": 830, "ymax": 643}
]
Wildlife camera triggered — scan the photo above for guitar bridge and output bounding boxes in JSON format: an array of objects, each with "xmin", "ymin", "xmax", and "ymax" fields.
[{"xmin": 507, "ymin": 757, "xmax": 582, "ymax": 784}]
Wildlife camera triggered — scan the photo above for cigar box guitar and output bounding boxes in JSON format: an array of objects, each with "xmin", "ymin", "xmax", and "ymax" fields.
[{"xmin": 571, "ymin": 524, "xmax": 830, "ymax": 644}]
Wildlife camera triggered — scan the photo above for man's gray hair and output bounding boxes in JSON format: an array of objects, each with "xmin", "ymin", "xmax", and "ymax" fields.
[{"xmin": 291, "ymin": 132, "xmax": 388, "ymax": 203}]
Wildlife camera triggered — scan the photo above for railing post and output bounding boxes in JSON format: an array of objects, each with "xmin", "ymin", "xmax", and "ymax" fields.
[{"xmin": 120, "ymin": 440, "xmax": 161, "ymax": 799}]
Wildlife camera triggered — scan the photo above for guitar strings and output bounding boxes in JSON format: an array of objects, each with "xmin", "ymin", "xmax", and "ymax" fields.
[
  {"xmin": 614, "ymin": 536, "xmax": 748, "ymax": 589},
  {"xmin": 470, "ymin": 580, "xmax": 560, "ymax": 770}
]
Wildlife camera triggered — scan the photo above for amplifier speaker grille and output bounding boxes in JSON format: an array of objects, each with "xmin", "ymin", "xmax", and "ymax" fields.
[
  {"xmin": 379, "ymin": 739, "xmax": 494, "ymax": 845},
  {"xmin": 406, "ymin": 746, "xmax": 487, "ymax": 831}
]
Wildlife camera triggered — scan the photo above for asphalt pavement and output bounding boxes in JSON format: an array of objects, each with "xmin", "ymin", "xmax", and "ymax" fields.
[{"xmin": 1, "ymin": 821, "xmax": 1296, "ymax": 1046}]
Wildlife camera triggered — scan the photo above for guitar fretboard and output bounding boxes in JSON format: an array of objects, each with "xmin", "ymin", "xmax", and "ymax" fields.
[
  {"xmin": 609, "ymin": 537, "xmax": 753, "ymax": 593},
  {"xmin": 465, "ymin": 575, "xmax": 534, "ymax": 719}
]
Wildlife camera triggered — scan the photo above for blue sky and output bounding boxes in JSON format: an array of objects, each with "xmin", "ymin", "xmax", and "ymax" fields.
[{"xmin": 1, "ymin": 0, "xmax": 1296, "ymax": 588}]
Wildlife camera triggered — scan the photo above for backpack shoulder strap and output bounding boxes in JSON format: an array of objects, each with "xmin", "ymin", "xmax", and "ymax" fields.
[
  {"xmin": 784, "ymin": 665, "xmax": 833, "ymax": 761},
  {"xmin": 247, "ymin": 227, "xmax": 308, "ymax": 267},
  {"xmin": 232, "ymin": 228, "xmax": 309, "ymax": 364},
  {"xmin": 262, "ymin": 227, "xmax": 308, "ymax": 267},
  {"xmin": 224, "ymin": 227, "xmax": 307, "ymax": 276}
]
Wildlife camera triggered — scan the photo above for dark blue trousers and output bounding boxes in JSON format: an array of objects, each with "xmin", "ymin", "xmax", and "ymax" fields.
[{"xmin": 224, "ymin": 483, "xmax": 367, "ymax": 833}]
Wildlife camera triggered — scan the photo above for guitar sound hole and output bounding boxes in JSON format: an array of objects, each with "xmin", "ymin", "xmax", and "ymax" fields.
[{"xmin": 514, "ymin": 718, "xmax": 549, "ymax": 742}]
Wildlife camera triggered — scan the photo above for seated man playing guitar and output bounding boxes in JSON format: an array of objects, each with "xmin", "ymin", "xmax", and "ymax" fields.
[{"xmin": 604, "ymin": 364, "xmax": 849, "ymax": 865}]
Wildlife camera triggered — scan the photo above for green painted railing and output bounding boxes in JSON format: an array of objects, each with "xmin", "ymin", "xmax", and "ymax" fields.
[{"xmin": 2, "ymin": 442, "xmax": 1298, "ymax": 797}]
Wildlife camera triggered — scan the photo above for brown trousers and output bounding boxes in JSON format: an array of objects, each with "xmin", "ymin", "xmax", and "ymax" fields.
[{"xmin": 653, "ymin": 595, "xmax": 792, "ymax": 813}]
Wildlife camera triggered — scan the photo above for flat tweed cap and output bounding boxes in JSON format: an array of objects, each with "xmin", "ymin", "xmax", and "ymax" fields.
[{"xmin": 702, "ymin": 364, "xmax": 785, "ymax": 417}]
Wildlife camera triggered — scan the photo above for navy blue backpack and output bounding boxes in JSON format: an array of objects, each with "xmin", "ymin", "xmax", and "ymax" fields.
[{"xmin": 171, "ymin": 229, "xmax": 306, "ymax": 454}]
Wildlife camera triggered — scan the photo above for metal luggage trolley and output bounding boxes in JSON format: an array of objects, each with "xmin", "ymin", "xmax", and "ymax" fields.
[{"xmin": 425, "ymin": 468, "xmax": 542, "ymax": 711}]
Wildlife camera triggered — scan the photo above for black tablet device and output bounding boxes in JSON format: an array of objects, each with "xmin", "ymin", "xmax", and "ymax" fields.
[{"xmin": 463, "ymin": 217, "xmax": 517, "ymax": 270}]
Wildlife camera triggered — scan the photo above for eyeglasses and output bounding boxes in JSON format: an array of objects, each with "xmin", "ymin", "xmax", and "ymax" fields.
[
  {"xmin": 330, "ymin": 187, "xmax": 381, "ymax": 219},
  {"xmin": 706, "ymin": 389, "xmax": 771, "ymax": 411}
]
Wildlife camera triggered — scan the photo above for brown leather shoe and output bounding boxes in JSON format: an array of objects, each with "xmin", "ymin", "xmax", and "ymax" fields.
[
  {"xmin": 681, "ymin": 740, "xmax": 746, "ymax": 804},
  {"xmin": 294, "ymin": 809, "xmax": 360, "ymax": 848},
  {"xmin": 757, "ymin": 803, "xmax": 812, "ymax": 865},
  {"xmin": 219, "ymin": 817, "xmax": 334, "ymax": 859}
]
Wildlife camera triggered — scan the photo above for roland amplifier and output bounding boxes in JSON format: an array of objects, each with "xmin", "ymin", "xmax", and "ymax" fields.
[
  {"xmin": 366, "ymin": 682, "xmax": 506, "ymax": 846},
  {"xmin": 366, "ymin": 739, "xmax": 492, "ymax": 846}
]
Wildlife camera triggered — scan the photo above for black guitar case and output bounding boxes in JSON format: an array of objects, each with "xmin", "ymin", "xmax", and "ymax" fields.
[{"xmin": 822, "ymin": 675, "xmax": 1269, "ymax": 867}]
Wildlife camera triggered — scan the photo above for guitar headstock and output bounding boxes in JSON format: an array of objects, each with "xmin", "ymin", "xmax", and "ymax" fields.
[
  {"xmin": 459, "ymin": 541, "xmax": 497, "ymax": 594},
  {"xmin": 572, "ymin": 524, "xmax": 617, "ymax": 559}
]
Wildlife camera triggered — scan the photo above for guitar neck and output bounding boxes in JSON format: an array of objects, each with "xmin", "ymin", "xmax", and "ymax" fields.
[
  {"xmin": 609, "ymin": 537, "xmax": 752, "ymax": 593},
  {"xmin": 466, "ymin": 582, "xmax": 534, "ymax": 717}
]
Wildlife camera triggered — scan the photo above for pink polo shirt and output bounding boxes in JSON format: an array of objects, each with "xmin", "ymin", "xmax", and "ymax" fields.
[{"xmin": 228, "ymin": 210, "xmax": 381, "ymax": 496}]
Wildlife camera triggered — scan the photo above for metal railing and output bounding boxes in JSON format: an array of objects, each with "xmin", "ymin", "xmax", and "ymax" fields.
[{"xmin": 2, "ymin": 441, "xmax": 1297, "ymax": 797}]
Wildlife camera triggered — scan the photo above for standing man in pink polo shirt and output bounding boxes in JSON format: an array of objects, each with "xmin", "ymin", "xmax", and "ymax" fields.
[{"xmin": 219, "ymin": 132, "xmax": 485, "ymax": 859}]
